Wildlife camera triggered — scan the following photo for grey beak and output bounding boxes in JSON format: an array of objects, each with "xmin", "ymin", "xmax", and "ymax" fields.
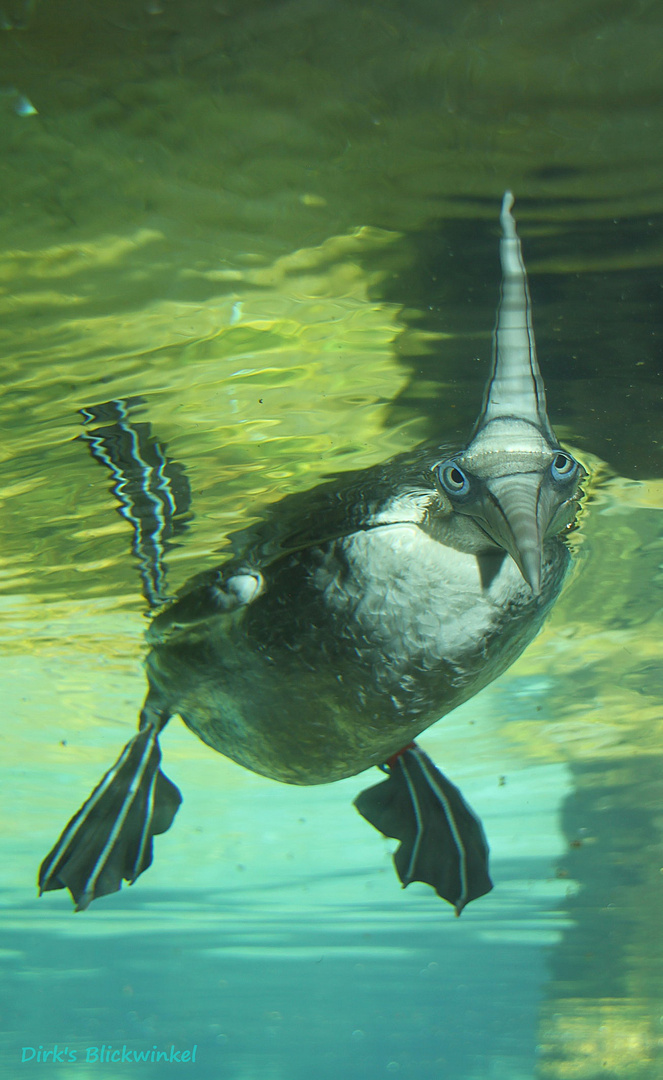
[{"xmin": 478, "ymin": 474, "xmax": 547, "ymax": 595}]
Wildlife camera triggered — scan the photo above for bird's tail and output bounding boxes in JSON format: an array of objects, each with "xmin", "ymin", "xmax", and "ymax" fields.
[{"xmin": 39, "ymin": 723, "xmax": 182, "ymax": 911}]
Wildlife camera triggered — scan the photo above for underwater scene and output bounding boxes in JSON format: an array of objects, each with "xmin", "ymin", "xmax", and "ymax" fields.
[{"xmin": 1, "ymin": 1, "xmax": 663, "ymax": 1078}]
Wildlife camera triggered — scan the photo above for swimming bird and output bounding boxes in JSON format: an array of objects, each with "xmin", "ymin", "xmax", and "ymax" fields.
[{"xmin": 39, "ymin": 193, "xmax": 585, "ymax": 915}]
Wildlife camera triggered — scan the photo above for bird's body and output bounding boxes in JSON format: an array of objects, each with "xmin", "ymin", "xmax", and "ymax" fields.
[
  {"xmin": 39, "ymin": 194, "xmax": 586, "ymax": 914},
  {"xmin": 145, "ymin": 450, "xmax": 568, "ymax": 786}
]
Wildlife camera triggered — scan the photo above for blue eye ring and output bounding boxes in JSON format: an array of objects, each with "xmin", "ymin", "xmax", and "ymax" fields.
[
  {"xmin": 436, "ymin": 461, "xmax": 470, "ymax": 496},
  {"xmin": 551, "ymin": 452, "xmax": 577, "ymax": 482}
]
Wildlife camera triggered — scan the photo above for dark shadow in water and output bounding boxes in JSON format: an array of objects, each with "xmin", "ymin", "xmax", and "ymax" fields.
[
  {"xmin": 367, "ymin": 207, "xmax": 663, "ymax": 481},
  {"xmin": 538, "ymin": 754, "xmax": 663, "ymax": 1079}
]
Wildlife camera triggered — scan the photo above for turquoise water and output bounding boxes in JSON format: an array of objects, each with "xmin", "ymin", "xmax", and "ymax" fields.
[{"xmin": 2, "ymin": 3, "xmax": 663, "ymax": 1078}]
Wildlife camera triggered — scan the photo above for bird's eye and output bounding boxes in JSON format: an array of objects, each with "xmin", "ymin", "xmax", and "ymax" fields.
[
  {"xmin": 551, "ymin": 453, "xmax": 578, "ymax": 481},
  {"xmin": 436, "ymin": 461, "xmax": 470, "ymax": 496}
]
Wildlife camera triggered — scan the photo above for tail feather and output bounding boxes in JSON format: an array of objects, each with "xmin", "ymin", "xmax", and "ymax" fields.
[
  {"xmin": 39, "ymin": 726, "xmax": 182, "ymax": 911},
  {"xmin": 354, "ymin": 743, "xmax": 492, "ymax": 915}
]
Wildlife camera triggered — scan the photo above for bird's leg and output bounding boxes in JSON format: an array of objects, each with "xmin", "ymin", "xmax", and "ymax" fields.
[
  {"xmin": 354, "ymin": 741, "xmax": 493, "ymax": 915},
  {"xmin": 38, "ymin": 701, "xmax": 182, "ymax": 911}
]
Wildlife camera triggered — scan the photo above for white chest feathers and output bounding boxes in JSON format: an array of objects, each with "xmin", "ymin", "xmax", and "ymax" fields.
[{"xmin": 312, "ymin": 523, "xmax": 532, "ymax": 670}]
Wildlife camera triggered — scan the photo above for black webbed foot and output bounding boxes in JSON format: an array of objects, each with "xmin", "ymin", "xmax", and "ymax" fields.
[
  {"xmin": 354, "ymin": 742, "xmax": 492, "ymax": 915},
  {"xmin": 39, "ymin": 723, "xmax": 182, "ymax": 911}
]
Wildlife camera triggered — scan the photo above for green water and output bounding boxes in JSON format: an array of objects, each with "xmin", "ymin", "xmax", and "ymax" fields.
[{"xmin": 1, "ymin": 2, "xmax": 663, "ymax": 1078}]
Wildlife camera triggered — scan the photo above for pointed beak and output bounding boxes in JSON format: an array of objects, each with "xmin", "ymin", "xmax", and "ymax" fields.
[{"xmin": 478, "ymin": 474, "xmax": 549, "ymax": 596}]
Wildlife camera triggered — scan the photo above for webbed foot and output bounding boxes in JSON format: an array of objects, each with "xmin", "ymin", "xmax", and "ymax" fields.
[
  {"xmin": 354, "ymin": 742, "xmax": 492, "ymax": 915},
  {"xmin": 39, "ymin": 722, "xmax": 182, "ymax": 911}
]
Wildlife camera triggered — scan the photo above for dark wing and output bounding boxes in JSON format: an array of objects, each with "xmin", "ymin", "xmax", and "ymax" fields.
[
  {"xmin": 147, "ymin": 443, "xmax": 449, "ymax": 643},
  {"xmin": 226, "ymin": 442, "xmax": 447, "ymax": 565}
]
